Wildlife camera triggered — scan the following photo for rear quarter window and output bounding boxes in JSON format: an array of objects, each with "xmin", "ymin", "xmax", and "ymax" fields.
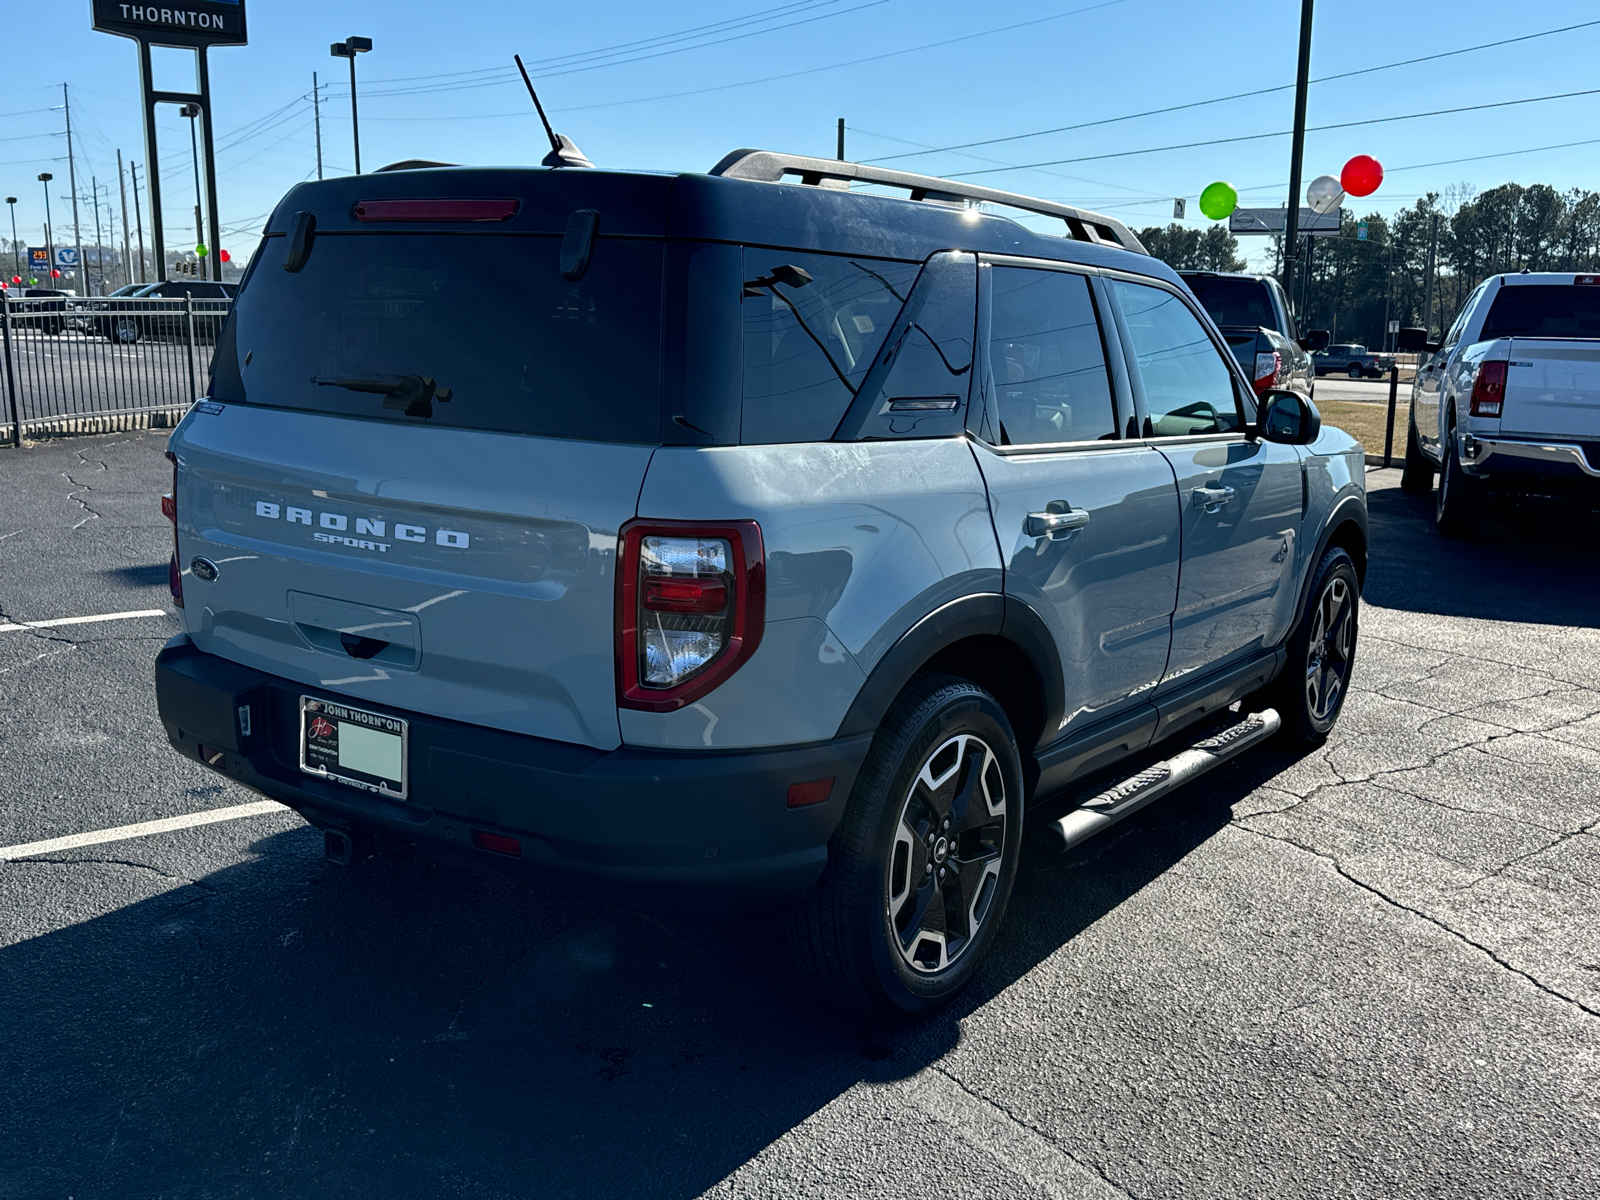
[{"xmin": 740, "ymin": 250, "xmax": 919, "ymax": 444}]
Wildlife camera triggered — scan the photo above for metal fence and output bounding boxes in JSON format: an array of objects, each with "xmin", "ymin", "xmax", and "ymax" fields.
[{"xmin": 0, "ymin": 295, "xmax": 231, "ymax": 445}]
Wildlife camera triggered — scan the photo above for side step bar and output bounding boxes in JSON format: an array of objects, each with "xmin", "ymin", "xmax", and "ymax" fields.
[{"xmin": 1046, "ymin": 708, "xmax": 1281, "ymax": 853}]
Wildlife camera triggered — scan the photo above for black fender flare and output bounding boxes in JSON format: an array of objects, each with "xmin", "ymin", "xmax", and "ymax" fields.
[
  {"xmin": 1289, "ymin": 493, "xmax": 1368, "ymax": 635},
  {"xmin": 833, "ymin": 593, "xmax": 1065, "ymax": 748}
]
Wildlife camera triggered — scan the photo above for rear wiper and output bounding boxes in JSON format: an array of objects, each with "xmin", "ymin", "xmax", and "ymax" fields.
[{"xmin": 313, "ymin": 373, "xmax": 452, "ymax": 419}]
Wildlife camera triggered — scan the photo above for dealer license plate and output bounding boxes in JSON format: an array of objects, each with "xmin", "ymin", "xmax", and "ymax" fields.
[{"xmin": 299, "ymin": 696, "xmax": 408, "ymax": 800}]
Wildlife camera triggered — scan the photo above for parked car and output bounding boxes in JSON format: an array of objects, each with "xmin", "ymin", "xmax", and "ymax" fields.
[
  {"xmin": 85, "ymin": 279, "xmax": 236, "ymax": 344},
  {"xmin": 1179, "ymin": 270, "xmax": 1328, "ymax": 400},
  {"xmin": 9, "ymin": 287, "xmax": 72, "ymax": 335},
  {"xmin": 1399, "ymin": 272, "xmax": 1600, "ymax": 537},
  {"xmin": 1314, "ymin": 343, "xmax": 1394, "ymax": 379},
  {"xmin": 154, "ymin": 152, "xmax": 1367, "ymax": 1016}
]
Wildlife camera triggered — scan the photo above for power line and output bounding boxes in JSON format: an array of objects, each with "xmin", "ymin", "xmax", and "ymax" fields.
[
  {"xmin": 945, "ymin": 87, "xmax": 1600, "ymax": 178},
  {"xmin": 865, "ymin": 17, "xmax": 1600, "ymax": 165}
]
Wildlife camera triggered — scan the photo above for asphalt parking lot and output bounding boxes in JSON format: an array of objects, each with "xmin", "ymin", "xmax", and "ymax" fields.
[{"xmin": 3, "ymin": 430, "xmax": 1598, "ymax": 1199}]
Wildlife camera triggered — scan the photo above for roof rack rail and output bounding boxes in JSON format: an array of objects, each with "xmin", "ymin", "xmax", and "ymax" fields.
[{"xmin": 709, "ymin": 149, "xmax": 1147, "ymax": 255}]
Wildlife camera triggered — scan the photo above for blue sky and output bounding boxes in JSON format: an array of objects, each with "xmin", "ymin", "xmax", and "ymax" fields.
[{"xmin": 4, "ymin": 0, "xmax": 1599, "ymax": 272}]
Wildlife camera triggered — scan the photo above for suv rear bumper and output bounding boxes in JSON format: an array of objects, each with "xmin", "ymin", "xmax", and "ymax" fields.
[{"xmin": 154, "ymin": 637, "xmax": 868, "ymax": 901}]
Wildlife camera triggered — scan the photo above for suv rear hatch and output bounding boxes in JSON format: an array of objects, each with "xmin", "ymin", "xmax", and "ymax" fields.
[
  {"xmin": 1479, "ymin": 283, "xmax": 1600, "ymax": 441},
  {"xmin": 173, "ymin": 169, "xmax": 674, "ymax": 750}
]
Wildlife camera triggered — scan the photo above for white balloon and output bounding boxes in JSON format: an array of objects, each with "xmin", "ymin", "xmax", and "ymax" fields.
[{"xmin": 1307, "ymin": 175, "xmax": 1345, "ymax": 215}]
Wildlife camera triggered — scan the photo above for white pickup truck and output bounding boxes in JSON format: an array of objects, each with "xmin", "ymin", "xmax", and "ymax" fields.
[{"xmin": 1399, "ymin": 272, "xmax": 1600, "ymax": 537}]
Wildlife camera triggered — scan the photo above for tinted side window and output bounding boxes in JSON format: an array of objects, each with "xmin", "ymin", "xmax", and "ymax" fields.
[
  {"xmin": 1112, "ymin": 280, "xmax": 1241, "ymax": 437},
  {"xmin": 741, "ymin": 251, "xmax": 918, "ymax": 444},
  {"xmin": 986, "ymin": 267, "xmax": 1116, "ymax": 446},
  {"xmin": 844, "ymin": 252, "xmax": 976, "ymax": 440}
]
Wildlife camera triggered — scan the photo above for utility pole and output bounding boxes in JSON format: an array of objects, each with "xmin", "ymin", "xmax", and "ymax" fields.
[
  {"xmin": 837, "ymin": 118, "xmax": 845, "ymax": 161},
  {"xmin": 313, "ymin": 72, "xmax": 324, "ymax": 180},
  {"xmin": 182, "ymin": 103, "xmax": 205, "ymax": 261},
  {"xmin": 62, "ymin": 84, "xmax": 89, "ymax": 297},
  {"xmin": 117, "ymin": 151, "xmax": 133, "ymax": 288},
  {"xmin": 91, "ymin": 176, "xmax": 106, "ymax": 295},
  {"xmin": 1422, "ymin": 211, "xmax": 1440, "ymax": 334},
  {"xmin": 1282, "ymin": 0, "xmax": 1314, "ymax": 314},
  {"xmin": 130, "ymin": 160, "xmax": 148, "ymax": 283}
]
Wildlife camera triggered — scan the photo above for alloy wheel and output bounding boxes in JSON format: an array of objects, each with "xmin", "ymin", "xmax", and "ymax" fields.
[
  {"xmin": 1305, "ymin": 576, "xmax": 1354, "ymax": 722},
  {"xmin": 885, "ymin": 733, "xmax": 1007, "ymax": 973}
]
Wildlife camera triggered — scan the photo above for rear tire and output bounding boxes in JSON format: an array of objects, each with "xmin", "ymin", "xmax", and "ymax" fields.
[
  {"xmin": 788, "ymin": 675, "xmax": 1024, "ymax": 1018},
  {"xmin": 1400, "ymin": 412, "xmax": 1434, "ymax": 494},
  {"xmin": 110, "ymin": 317, "xmax": 140, "ymax": 344},
  {"xmin": 1435, "ymin": 419, "xmax": 1483, "ymax": 539},
  {"xmin": 1268, "ymin": 546, "xmax": 1359, "ymax": 745}
]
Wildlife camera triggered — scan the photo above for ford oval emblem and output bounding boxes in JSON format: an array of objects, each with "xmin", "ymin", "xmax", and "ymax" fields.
[{"xmin": 190, "ymin": 557, "xmax": 219, "ymax": 583}]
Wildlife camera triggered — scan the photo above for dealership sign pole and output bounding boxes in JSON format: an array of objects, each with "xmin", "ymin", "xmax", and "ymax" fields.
[{"xmin": 91, "ymin": 2, "xmax": 247, "ymax": 283}]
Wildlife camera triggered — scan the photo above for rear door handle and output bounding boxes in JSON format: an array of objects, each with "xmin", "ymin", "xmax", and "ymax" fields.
[
  {"xmin": 1025, "ymin": 507, "xmax": 1091, "ymax": 539},
  {"xmin": 1190, "ymin": 485, "xmax": 1236, "ymax": 513}
]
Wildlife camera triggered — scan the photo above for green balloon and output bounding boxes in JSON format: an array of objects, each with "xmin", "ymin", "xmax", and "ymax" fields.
[
  {"xmin": 195, "ymin": 243, "xmax": 208, "ymax": 257},
  {"xmin": 1199, "ymin": 181, "xmax": 1238, "ymax": 221}
]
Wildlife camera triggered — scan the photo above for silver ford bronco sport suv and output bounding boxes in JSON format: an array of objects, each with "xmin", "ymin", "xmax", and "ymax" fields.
[{"xmin": 154, "ymin": 151, "xmax": 1367, "ymax": 1016}]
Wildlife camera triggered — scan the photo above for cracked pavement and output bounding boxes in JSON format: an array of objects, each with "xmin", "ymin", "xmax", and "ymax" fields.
[{"xmin": 2, "ymin": 434, "xmax": 1597, "ymax": 1199}]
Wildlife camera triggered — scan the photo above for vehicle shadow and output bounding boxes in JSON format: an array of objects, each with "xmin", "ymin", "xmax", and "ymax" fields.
[
  {"xmin": 1362, "ymin": 477, "xmax": 1600, "ymax": 628},
  {"xmin": 0, "ymin": 742, "xmax": 1300, "ymax": 1199}
]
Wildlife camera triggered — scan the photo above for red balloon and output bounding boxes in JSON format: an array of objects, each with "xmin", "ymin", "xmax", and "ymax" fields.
[
  {"xmin": 9, "ymin": 275, "xmax": 18, "ymax": 284},
  {"xmin": 50, "ymin": 268, "xmax": 61, "ymax": 278},
  {"xmin": 1341, "ymin": 155, "xmax": 1383, "ymax": 198},
  {"xmin": 219, "ymin": 249, "xmax": 231, "ymax": 263}
]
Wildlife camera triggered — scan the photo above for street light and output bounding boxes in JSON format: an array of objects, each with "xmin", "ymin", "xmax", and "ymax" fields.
[
  {"xmin": 181, "ymin": 102, "xmax": 206, "ymax": 273},
  {"xmin": 5, "ymin": 197, "xmax": 18, "ymax": 284},
  {"xmin": 38, "ymin": 173, "xmax": 54, "ymax": 287},
  {"xmin": 330, "ymin": 36, "xmax": 373, "ymax": 175}
]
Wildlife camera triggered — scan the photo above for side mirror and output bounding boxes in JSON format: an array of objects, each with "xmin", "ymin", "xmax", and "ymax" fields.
[
  {"xmin": 1298, "ymin": 329, "xmax": 1330, "ymax": 352},
  {"xmin": 1259, "ymin": 390, "xmax": 1321, "ymax": 445},
  {"xmin": 1395, "ymin": 326, "xmax": 1441, "ymax": 354}
]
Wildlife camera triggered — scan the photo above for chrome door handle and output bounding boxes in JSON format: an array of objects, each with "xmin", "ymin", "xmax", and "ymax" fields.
[
  {"xmin": 1190, "ymin": 485, "xmax": 1236, "ymax": 513},
  {"xmin": 1025, "ymin": 507, "xmax": 1091, "ymax": 539}
]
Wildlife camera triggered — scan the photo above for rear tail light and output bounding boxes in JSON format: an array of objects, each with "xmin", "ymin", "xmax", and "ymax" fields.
[
  {"xmin": 1469, "ymin": 360, "xmax": 1507, "ymax": 417},
  {"xmin": 163, "ymin": 450, "xmax": 183, "ymax": 609},
  {"xmin": 617, "ymin": 520, "xmax": 765, "ymax": 711},
  {"xmin": 1252, "ymin": 350, "xmax": 1282, "ymax": 394}
]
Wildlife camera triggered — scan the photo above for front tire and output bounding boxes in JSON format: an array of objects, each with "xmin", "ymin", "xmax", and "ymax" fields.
[
  {"xmin": 1435, "ymin": 420, "xmax": 1483, "ymax": 538},
  {"xmin": 789, "ymin": 676, "xmax": 1024, "ymax": 1018},
  {"xmin": 1269, "ymin": 546, "xmax": 1359, "ymax": 745},
  {"xmin": 1347, "ymin": 363, "xmax": 1363, "ymax": 379},
  {"xmin": 110, "ymin": 317, "xmax": 140, "ymax": 344},
  {"xmin": 1400, "ymin": 411, "xmax": 1434, "ymax": 494}
]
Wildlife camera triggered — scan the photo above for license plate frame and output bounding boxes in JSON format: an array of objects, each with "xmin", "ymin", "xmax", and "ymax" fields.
[{"xmin": 299, "ymin": 695, "xmax": 409, "ymax": 801}]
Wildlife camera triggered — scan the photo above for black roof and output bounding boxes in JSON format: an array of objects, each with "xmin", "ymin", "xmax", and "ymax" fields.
[{"xmin": 263, "ymin": 162, "xmax": 1179, "ymax": 286}]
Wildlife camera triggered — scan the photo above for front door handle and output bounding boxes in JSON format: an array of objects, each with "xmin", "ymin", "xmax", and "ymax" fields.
[
  {"xmin": 1190, "ymin": 485, "xmax": 1236, "ymax": 514},
  {"xmin": 1025, "ymin": 506, "xmax": 1091, "ymax": 539}
]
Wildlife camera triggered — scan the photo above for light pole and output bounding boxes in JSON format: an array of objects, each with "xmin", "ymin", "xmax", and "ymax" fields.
[
  {"xmin": 5, "ymin": 197, "xmax": 18, "ymax": 283},
  {"xmin": 181, "ymin": 102, "xmax": 206, "ymax": 264},
  {"xmin": 330, "ymin": 37, "xmax": 373, "ymax": 175},
  {"xmin": 38, "ymin": 173, "xmax": 54, "ymax": 286}
]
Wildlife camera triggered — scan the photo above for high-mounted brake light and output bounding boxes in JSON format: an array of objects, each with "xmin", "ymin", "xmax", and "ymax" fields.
[
  {"xmin": 1469, "ymin": 360, "xmax": 1507, "ymax": 417},
  {"xmin": 617, "ymin": 520, "xmax": 765, "ymax": 712},
  {"xmin": 1252, "ymin": 350, "xmax": 1282, "ymax": 395},
  {"xmin": 353, "ymin": 198, "xmax": 519, "ymax": 223},
  {"xmin": 163, "ymin": 450, "xmax": 183, "ymax": 609}
]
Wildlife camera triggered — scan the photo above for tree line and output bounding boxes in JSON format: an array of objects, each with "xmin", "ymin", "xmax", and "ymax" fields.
[{"xmin": 1138, "ymin": 182, "xmax": 1600, "ymax": 347}]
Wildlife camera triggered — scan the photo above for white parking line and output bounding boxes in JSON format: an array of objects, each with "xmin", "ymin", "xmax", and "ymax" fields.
[
  {"xmin": 0, "ymin": 608, "xmax": 169, "ymax": 633},
  {"xmin": 0, "ymin": 800, "xmax": 290, "ymax": 862}
]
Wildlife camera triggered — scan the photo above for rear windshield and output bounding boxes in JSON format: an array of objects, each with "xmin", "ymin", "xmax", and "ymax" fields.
[
  {"xmin": 1479, "ymin": 285, "xmax": 1600, "ymax": 340},
  {"xmin": 1183, "ymin": 276, "xmax": 1276, "ymax": 330},
  {"xmin": 210, "ymin": 232, "xmax": 664, "ymax": 442}
]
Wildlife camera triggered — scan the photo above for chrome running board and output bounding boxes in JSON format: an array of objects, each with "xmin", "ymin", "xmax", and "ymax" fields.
[{"xmin": 1046, "ymin": 708, "xmax": 1281, "ymax": 852}]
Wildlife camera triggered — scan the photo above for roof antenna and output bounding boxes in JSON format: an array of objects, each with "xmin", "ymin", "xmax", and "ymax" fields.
[{"xmin": 514, "ymin": 54, "xmax": 593, "ymax": 169}]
